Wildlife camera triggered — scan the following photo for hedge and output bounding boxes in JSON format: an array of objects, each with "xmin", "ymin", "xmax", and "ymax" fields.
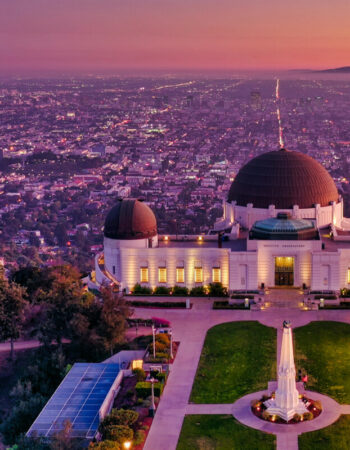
[
  {"xmin": 135, "ymin": 381, "xmax": 163, "ymax": 398},
  {"xmin": 213, "ymin": 301, "xmax": 248, "ymax": 310},
  {"xmin": 127, "ymin": 301, "xmax": 186, "ymax": 308}
]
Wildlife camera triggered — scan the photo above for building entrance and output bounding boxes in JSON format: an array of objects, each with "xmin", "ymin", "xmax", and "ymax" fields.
[{"xmin": 275, "ymin": 257, "xmax": 294, "ymax": 286}]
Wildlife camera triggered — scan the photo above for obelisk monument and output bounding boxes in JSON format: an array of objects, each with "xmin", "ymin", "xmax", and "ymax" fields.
[{"xmin": 265, "ymin": 320, "xmax": 307, "ymax": 421}]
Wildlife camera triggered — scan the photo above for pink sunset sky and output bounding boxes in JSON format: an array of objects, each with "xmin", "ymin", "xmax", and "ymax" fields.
[{"xmin": 1, "ymin": 0, "xmax": 349, "ymax": 74}]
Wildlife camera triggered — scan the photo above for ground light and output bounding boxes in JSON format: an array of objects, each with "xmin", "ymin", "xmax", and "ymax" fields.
[{"xmin": 123, "ymin": 442, "xmax": 131, "ymax": 449}]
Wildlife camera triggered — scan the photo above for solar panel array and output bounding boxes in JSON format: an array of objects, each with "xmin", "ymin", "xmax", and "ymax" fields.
[{"xmin": 27, "ymin": 363, "xmax": 121, "ymax": 439}]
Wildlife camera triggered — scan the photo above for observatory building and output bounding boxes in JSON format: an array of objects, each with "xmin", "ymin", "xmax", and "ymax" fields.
[{"xmin": 95, "ymin": 149, "xmax": 350, "ymax": 293}]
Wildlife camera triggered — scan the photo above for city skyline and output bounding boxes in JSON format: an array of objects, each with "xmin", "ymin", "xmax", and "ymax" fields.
[{"xmin": 1, "ymin": 0, "xmax": 350, "ymax": 75}]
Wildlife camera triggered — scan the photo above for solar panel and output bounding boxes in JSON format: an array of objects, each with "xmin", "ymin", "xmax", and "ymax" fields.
[{"xmin": 27, "ymin": 363, "xmax": 121, "ymax": 439}]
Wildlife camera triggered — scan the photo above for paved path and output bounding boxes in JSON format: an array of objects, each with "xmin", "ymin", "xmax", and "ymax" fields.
[
  {"xmin": 277, "ymin": 433, "xmax": 298, "ymax": 450},
  {"xmin": 138, "ymin": 299, "xmax": 350, "ymax": 450},
  {"xmin": 0, "ymin": 338, "xmax": 70, "ymax": 353}
]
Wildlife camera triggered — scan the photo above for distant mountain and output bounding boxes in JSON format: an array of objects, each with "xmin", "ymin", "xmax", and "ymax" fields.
[{"xmin": 315, "ymin": 66, "xmax": 350, "ymax": 73}]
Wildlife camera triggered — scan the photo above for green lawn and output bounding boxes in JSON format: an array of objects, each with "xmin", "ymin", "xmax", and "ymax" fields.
[
  {"xmin": 299, "ymin": 415, "xmax": 350, "ymax": 450},
  {"xmin": 294, "ymin": 321, "xmax": 350, "ymax": 403},
  {"xmin": 190, "ymin": 321, "xmax": 276, "ymax": 403},
  {"xmin": 177, "ymin": 415, "xmax": 275, "ymax": 450}
]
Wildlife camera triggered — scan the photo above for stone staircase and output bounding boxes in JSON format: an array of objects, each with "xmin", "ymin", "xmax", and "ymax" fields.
[{"xmin": 264, "ymin": 288, "xmax": 304, "ymax": 309}]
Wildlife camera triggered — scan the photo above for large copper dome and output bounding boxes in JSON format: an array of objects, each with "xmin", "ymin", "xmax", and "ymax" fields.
[
  {"xmin": 228, "ymin": 149, "xmax": 339, "ymax": 209},
  {"xmin": 104, "ymin": 199, "xmax": 157, "ymax": 239}
]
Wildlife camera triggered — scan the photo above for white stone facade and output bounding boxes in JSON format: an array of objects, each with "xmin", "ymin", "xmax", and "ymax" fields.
[{"xmin": 95, "ymin": 233, "xmax": 350, "ymax": 293}]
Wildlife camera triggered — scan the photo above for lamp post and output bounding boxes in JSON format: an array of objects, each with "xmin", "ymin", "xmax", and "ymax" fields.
[
  {"xmin": 169, "ymin": 329, "xmax": 174, "ymax": 360},
  {"xmin": 149, "ymin": 377, "xmax": 156, "ymax": 417},
  {"xmin": 244, "ymin": 297, "xmax": 249, "ymax": 308},
  {"xmin": 320, "ymin": 297, "xmax": 324, "ymax": 308},
  {"xmin": 152, "ymin": 324, "xmax": 156, "ymax": 358}
]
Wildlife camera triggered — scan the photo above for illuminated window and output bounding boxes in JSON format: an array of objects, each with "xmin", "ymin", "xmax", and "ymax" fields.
[
  {"xmin": 176, "ymin": 267, "xmax": 185, "ymax": 283},
  {"xmin": 194, "ymin": 267, "xmax": 203, "ymax": 283},
  {"xmin": 212, "ymin": 267, "xmax": 221, "ymax": 283},
  {"xmin": 140, "ymin": 267, "xmax": 149, "ymax": 283},
  {"xmin": 158, "ymin": 267, "xmax": 167, "ymax": 283},
  {"xmin": 348, "ymin": 268, "xmax": 350, "ymax": 284}
]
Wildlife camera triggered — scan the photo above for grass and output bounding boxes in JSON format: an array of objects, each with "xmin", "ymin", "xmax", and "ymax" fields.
[
  {"xmin": 190, "ymin": 321, "xmax": 276, "ymax": 403},
  {"xmin": 294, "ymin": 321, "xmax": 350, "ymax": 403},
  {"xmin": 177, "ymin": 415, "xmax": 276, "ymax": 450},
  {"xmin": 299, "ymin": 415, "xmax": 350, "ymax": 450}
]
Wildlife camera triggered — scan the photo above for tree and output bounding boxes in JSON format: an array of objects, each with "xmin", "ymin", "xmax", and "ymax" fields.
[
  {"xmin": 50, "ymin": 420, "xmax": 84, "ymax": 450},
  {"xmin": 0, "ymin": 277, "xmax": 27, "ymax": 359},
  {"xmin": 37, "ymin": 266, "xmax": 84, "ymax": 348},
  {"xmin": 98, "ymin": 285, "xmax": 130, "ymax": 356},
  {"xmin": 0, "ymin": 393, "xmax": 46, "ymax": 444},
  {"xmin": 12, "ymin": 266, "xmax": 51, "ymax": 299}
]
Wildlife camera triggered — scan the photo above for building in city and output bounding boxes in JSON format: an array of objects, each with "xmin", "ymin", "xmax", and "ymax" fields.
[{"xmin": 95, "ymin": 149, "xmax": 350, "ymax": 293}]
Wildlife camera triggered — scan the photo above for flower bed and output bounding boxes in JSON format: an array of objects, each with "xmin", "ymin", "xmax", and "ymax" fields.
[{"xmin": 251, "ymin": 394, "xmax": 322, "ymax": 424}]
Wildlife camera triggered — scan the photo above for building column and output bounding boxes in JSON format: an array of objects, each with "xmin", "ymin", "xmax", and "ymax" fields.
[{"xmin": 292, "ymin": 205, "xmax": 299, "ymax": 219}]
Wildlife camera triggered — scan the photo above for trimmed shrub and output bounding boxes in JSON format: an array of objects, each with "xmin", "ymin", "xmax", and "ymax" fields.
[
  {"xmin": 99, "ymin": 409, "xmax": 139, "ymax": 436},
  {"xmin": 314, "ymin": 295, "xmax": 337, "ymax": 300},
  {"xmin": 340, "ymin": 288, "xmax": 350, "ymax": 298},
  {"xmin": 111, "ymin": 409, "xmax": 139, "ymax": 428},
  {"xmin": 156, "ymin": 333, "xmax": 170, "ymax": 345},
  {"xmin": 208, "ymin": 282, "xmax": 228, "ymax": 297},
  {"xmin": 262, "ymin": 410, "xmax": 271, "ymax": 420},
  {"xmin": 135, "ymin": 381, "xmax": 163, "ymax": 398},
  {"xmin": 104, "ymin": 425, "xmax": 133, "ymax": 444},
  {"xmin": 155, "ymin": 372, "xmax": 167, "ymax": 383},
  {"xmin": 134, "ymin": 429, "xmax": 146, "ymax": 445},
  {"xmin": 172, "ymin": 285, "xmax": 189, "ymax": 296},
  {"xmin": 155, "ymin": 352, "xmax": 169, "ymax": 360},
  {"xmin": 313, "ymin": 400, "xmax": 323, "ymax": 411},
  {"xmin": 89, "ymin": 441, "xmax": 121, "ymax": 449},
  {"xmin": 128, "ymin": 300, "xmax": 186, "ymax": 308},
  {"xmin": 132, "ymin": 368, "xmax": 146, "ymax": 382},
  {"xmin": 213, "ymin": 301, "xmax": 246, "ymax": 310},
  {"xmin": 250, "ymin": 399, "xmax": 261, "ymax": 408},
  {"xmin": 153, "ymin": 286, "xmax": 171, "ymax": 295},
  {"xmin": 190, "ymin": 286, "xmax": 207, "ymax": 296},
  {"xmin": 303, "ymin": 411, "xmax": 314, "ymax": 421},
  {"xmin": 231, "ymin": 294, "xmax": 254, "ymax": 299},
  {"xmin": 132, "ymin": 283, "xmax": 152, "ymax": 295},
  {"xmin": 292, "ymin": 413, "xmax": 302, "ymax": 422}
]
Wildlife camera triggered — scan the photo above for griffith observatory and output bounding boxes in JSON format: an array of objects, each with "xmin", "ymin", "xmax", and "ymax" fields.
[{"xmin": 94, "ymin": 149, "xmax": 350, "ymax": 294}]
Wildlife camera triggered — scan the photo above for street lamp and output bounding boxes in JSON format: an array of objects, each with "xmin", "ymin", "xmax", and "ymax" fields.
[
  {"xmin": 149, "ymin": 377, "xmax": 156, "ymax": 417},
  {"xmin": 152, "ymin": 324, "xmax": 156, "ymax": 358},
  {"xmin": 169, "ymin": 329, "xmax": 174, "ymax": 360}
]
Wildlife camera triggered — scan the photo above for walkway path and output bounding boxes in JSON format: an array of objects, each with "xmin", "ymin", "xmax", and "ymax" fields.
[
  {"xmin": 138, "ymin": 299, "xmax": 350, "ymax": 450},
  {"xmin": 0, "ymin": 338, "xmax": 70, "ymax": 353}
]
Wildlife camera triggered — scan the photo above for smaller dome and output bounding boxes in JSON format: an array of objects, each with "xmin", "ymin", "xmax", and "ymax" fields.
[
  {"xmin": 104, "ymin": 199, "xmax": 157, "ymax": 240},
  {"xmin": 250, "ymin": 213, "xmax": 318, "ymax": 240}
]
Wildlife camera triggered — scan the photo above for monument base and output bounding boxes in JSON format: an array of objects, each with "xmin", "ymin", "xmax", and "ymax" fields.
[{"xmin": 264, "ymin": 398, "xmax": 308, "ymax": 422}]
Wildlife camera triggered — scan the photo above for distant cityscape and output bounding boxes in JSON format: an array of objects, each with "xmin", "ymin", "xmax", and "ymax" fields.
[{"xmin": 0, "ymin": 76, "xmax": 350, "ymax": 273}]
